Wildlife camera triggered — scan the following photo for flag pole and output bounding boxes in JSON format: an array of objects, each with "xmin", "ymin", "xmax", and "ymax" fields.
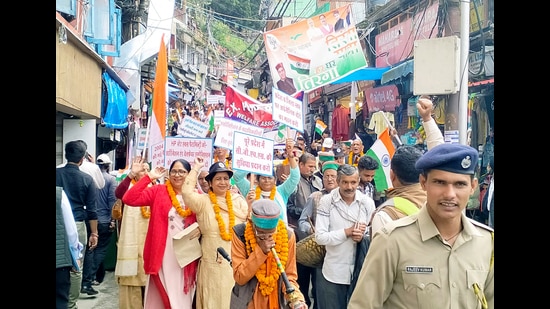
[
  {"xmin": 379, "ymin": 111, "xmax": 402, "ymax": 146},
  {"xmin": 142, "ymin": 116, "xmax": 152, "ymax": 159}
]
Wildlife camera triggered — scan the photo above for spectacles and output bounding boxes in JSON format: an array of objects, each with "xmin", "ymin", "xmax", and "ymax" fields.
[
  {"xmin": 254, "ymin": 227, "xmax": 275, "ymax": 241},
  {"xmin": 324, "ymin": 174, "xmax": 337, "ymax": 179},
  {"xmin": 169, "ymin": 169, "xmax": 188, "ymax": 176}
]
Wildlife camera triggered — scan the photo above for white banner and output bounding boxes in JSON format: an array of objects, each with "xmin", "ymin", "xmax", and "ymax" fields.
[
  {"xmin": 207, "ymin": 94, "xmax": 226, "ymax": 105},
  {"xmin": 214, "ymin": 118, "xmax": 265, "ymax": 150},
  {"xmin": 272, "ymin": 87, "xmax": 304, "ymax": 133},
  {"xmin": 232, "ymin": 131, "xmax": 274, "ymax": 177},
  {"xmin": 177, "ymin": 115, "xmax": 210, "ymax": 137},
  {"xmin": 165, "ymin": 137, "xmax": 213, "ymax": 169}
]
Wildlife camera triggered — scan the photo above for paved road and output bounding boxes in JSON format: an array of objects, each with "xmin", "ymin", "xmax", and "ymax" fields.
[{"xmin": 78, "ymin": 270, "xmax": 119, "ymax": 309}]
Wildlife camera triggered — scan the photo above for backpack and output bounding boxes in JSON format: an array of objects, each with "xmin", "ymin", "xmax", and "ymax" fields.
[{"xmin": 368, "ymin": 196, "xmax": 419, "ymax": 240}]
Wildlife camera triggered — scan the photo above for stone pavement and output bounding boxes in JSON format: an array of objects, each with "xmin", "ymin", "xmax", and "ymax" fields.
[{"xmin": 78, "ymin": 270, "xmax": 119, "ymax": 309}]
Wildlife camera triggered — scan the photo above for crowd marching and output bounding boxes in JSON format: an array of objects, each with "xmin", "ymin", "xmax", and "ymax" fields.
[{"xmin": 56, "ymin": 98, "xmax": 494, "ymax": 309}]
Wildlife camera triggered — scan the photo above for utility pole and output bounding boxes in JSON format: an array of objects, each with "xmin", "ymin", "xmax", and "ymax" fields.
[{"xmin": 448, "ymin": 0, "xmax": 470, "ymax": 145}]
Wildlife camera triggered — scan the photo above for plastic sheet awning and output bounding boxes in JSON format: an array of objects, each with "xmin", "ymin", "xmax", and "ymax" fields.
[
  {"xmin": 331, "ymin": 66, "xmax": 391, "ymax": 84},
  {"xmin": 381, "ymin": 59, "xmax": 414, "ymax": 84}
]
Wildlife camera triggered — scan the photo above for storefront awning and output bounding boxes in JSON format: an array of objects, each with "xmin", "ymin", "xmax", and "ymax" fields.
[{"xmin": 381, "ymin": 59, "xmax": 414, "ymax": 84}]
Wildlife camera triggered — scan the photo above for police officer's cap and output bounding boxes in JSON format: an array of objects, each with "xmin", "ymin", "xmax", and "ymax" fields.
[{"xmin": 415, "ymin": 143, "xmax": 478, "ymax": 175}]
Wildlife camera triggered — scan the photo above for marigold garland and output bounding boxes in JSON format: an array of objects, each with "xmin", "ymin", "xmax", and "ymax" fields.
[
  {"xmin": 348, "ymin": 151, "xmax": 364, "ymax": 166},
  {"xmin": 209, "ymin": 190, "xmax": 235, "ymax": 241},
  {"xmin": 244, "ymin": 220, "xmax": 289, "ymax": 296},
  {"xmin": 131, "ymin": 179, "xmax": 151, "ymax": 219},
  {"xmin": 282, "ymin": 158, "xmax": 289, "ymax": 165},
  {"xmin": 166, "ymin": 180, "xmax": 193, "ymax": 218},
  {"xmin": 255, "ymin": 186, "xmax": 276, "ymax": 201}
]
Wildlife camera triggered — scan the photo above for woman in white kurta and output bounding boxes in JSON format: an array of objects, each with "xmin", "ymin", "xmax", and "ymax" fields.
[{"xmin": 182, "ymin": 158, "xmax": 249, "ymax": 309}]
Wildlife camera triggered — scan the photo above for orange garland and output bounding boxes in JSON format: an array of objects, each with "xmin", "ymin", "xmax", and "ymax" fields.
[
  {"xmin": 348, "ymin": 151, "xmax": 364, "ymax": 166},
  {"xmin": 244, "ymin": 220, "xmax": 289, "ymax": 296},
  {"xmin": 131, "ymin": 179, "xmax": 151, "ymax": 219},
  {"xmin": 255, "ymin": 186, "xmax": 276, "ymax": 201},
  {"xmin": 209, "ymin": 190, "xmax": 235, "ymax": 241},
  {"xmin": 166, "ymin": 180, "xmax": 193, "ymax": 218}
]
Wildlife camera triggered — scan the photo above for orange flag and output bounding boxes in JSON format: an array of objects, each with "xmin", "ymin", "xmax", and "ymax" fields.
[{"xmin": 149, "ymin": 34, "xmax": 168, "ymax": 147}]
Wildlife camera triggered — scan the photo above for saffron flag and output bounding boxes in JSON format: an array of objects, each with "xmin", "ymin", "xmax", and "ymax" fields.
[
  {"xmin": 149, "ymin": 35, "xmax": 168, "ymax": 148},
  {"xmin": 365, "ymin": 128, "xmax": 396, "ymax": 192},
  {"xmin": 315, "ymin": 119, "xmax": 327, "ymax": 135},
  {"xmin": 287, "ymin": 53, "xmax": 311, "ymax": 75}
]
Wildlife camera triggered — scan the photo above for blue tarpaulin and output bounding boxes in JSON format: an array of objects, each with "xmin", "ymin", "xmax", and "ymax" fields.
[{"xmin": 102, "ymin": 72, "xmax": 128, "ymax": 129}]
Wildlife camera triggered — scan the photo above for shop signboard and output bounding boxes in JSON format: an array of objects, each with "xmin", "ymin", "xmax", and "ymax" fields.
[{"xmin": 364, "ymin": 84, "xmax": 400, "ymax": 112}]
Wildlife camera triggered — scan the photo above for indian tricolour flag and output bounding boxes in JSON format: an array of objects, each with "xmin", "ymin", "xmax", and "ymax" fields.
[
  {"xmin": 204, "ymin": 106, "xmax": 215, "ymax": 132},
  {"xmin": 287, "ymin": 53, "xmax": 310, "ymax": 75},
  {"xmin": 315, "ymin": 119, "xmax": 327, "ymax": 135},
  {"xmin": 366, "ymin": 128, "xmax": 396, "ymax": 192}
]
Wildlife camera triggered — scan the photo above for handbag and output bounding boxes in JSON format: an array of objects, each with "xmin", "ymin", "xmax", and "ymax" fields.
[
  {"xmin": 295, "ymin": 218, "xmax": 325, "ymax": 268},
  {"xmin": 111, "ymin": 199, "xmax": 123, "ymax": 220},
  {"xmin": 229, "ymin": 277, "xmax": 258, "ymax": 309}
]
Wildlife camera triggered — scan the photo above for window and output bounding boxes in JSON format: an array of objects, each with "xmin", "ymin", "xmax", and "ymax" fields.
[
  {"xmin": 82, "ymin": 0, "xmax": 120, "ymax": 57},
  {"xmin": 56, "ymin": 0, "xmax": 77, "ymax": 18},
  {"xmin": 85, "ymin": 0, "xmax": 114, "ymax": 44},
  {"xmin": 97, "ymin": 7, "xmax": 121, "ymax": 56}
]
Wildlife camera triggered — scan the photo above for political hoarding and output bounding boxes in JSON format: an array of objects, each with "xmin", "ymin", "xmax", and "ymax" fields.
[{"xmin": 263, "ymin": 4, "xmax": 368, "ymax": 95}]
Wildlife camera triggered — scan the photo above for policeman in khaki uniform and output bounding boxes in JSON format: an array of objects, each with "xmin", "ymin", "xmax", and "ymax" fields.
[{"xmin": 348, "ymin": 143, "xmax": 494, "ymax": 309}]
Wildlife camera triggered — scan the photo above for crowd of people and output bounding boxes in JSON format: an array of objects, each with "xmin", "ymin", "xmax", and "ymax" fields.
[{"xmin": 56, "ymin": 98, "xmax": 494, "ymax": 309}]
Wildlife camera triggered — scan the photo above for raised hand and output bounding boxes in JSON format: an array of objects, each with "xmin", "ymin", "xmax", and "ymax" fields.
[
  {"xmin": 149, "ymin": 166, "xmax": 166, "ymax": 180},
  {"xmin": 130, "ymin": 156, "xmax": 145, "ymax": 176},
  {"xmin": 194, "ymin": 157, "xmax": 205, "ymax": 169},
  {"xmin": 417, "ymin": 97, "xmax": 434, "ymax": 121}
]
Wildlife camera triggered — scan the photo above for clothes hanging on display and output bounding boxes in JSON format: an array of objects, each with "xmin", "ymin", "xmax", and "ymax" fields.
[
  {"xmin": 331, "ymin": 104, "xmax": 350, "ymax": 142},
  {"xmin": 368, "ymin": 111, "xmax": 395, "ymax": 137}
]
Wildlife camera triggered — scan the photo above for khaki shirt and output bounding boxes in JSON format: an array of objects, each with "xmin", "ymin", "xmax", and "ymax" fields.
[{"xmin": 348, "ymin": 205, "xmax": 494, "ymax": 309}]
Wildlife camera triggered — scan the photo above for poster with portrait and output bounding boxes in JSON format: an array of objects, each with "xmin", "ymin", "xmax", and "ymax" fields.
[{"xmin": 263, "ymin": 4, "xmax": 367, "ymax": 95}]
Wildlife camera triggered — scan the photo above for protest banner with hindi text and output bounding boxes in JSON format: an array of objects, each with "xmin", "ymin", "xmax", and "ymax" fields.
[
  {"xmin": 232, "ymin": 131, "xmax": 274, "ymax": 177},
  {"xmin": 272, "ymin": 87, "xmax": 304, "ymax": 133},
  {"xmin": 214, "ymin": 118, "xmax": 265, "ymax": 150},
  {"xmin": 165, "ymin": 137, "xmax": 213, "ymax": 169}
]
